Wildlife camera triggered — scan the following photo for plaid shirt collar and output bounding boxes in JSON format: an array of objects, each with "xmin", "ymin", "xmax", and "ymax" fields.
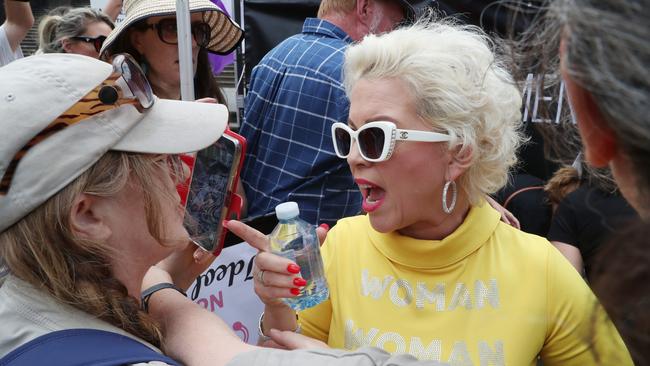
[{"xmin": 302, "ymin": 18, "xmax": 354, "ymax": 44}]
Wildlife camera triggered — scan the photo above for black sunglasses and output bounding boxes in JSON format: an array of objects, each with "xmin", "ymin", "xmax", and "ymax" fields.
[
  {"xmin": 144, "ymin": 18, "xmax": 211, "ymax": 48},
  {"xmin": 69, "ymin": 35, "xmax": 107, "ymax": 53}
]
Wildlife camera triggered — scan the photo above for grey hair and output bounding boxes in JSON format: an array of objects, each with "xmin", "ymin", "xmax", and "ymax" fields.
[
  {"xmin": 512, "ymin": 0, "xmax": 650, "ymax": 209},
  {"xmin": 344, "ymin": 16, "xmax": 525, "ymax": 205},
  {"xmin": 38, "ymin": 7, "xmax": 114, "ymax": 54},
  {"xmin": 556, "ymin": 0, "xmax": 650, "ymax": 202}
]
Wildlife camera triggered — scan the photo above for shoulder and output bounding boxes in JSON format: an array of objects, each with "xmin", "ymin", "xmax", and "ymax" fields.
[
  {"xmin": 493, "ymin": 220, "xmax": 552, "ymax": 250},
  {"xmin": 497, "ymin": 225, "xmax": 588, "ymax": 297},
  {"xmin": 487, "ymin": 221, "xmax": 558, "ymax": 274},
  {"xmin": 0, "ymin": 276, "xmax": 57, "ymax": 355},
  {"xmin": 256, "ymin": 31, "xmax": 347, "ymax": 76},
  {"xmin": 0, "ymin": 275, "xmax": 160, "ymax": 356}
]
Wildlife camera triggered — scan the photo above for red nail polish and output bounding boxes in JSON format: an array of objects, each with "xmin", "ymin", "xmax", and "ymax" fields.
[
  {"xmin": 319, "ymin": 223, "xmax": 330, "ymax": 231},
  {"xmin": 293, "ymin": 278, "xmax": 307, "ymax": 286},
  {"xmin": 287, "ymin": 264, "xmax": 301, "ymax": 274},
  {"xmin": 290, "ymin": 288, "xmax": 301, "ymax": 296},
  {"xmin": 222, "ymin": 220, "xmax": 229, "ymax": 227}
]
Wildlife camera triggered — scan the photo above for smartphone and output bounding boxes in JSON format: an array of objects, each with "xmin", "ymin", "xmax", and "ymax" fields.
[{"xmin": 184, "ymin": 129, "xmax": 246, "ymax": 256}]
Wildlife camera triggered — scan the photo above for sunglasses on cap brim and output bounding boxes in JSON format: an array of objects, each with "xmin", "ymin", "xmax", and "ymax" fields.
[
  {"xmin": 331, "ymin": 121, "xmax": 451, "ymax": 163},
  {"xmin": 0, "ymin": 53, "xmax": 154, "ymax": 196}
]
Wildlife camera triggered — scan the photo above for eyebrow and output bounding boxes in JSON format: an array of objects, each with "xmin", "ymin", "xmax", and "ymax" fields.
[{"xmin": 348, "ymin": 115, "xmax": 398, "ymax": 129}]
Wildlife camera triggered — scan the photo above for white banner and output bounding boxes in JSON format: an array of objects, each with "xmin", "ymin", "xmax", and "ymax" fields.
[{"xmin": 187, "ymin": 243, "xmax": 264, "ymax": 344}]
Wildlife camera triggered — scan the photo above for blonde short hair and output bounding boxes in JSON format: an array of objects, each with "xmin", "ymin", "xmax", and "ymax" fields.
[
  {"xmin": 317, "ymin": 0, "xmax": 356, "ymax": 18},
  {"xmin": 344, "ymin": 18, "xmax": 524, "ymax": 204}
]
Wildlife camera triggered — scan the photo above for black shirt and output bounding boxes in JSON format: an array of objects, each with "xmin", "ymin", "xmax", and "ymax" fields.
[
  {"xmin": 547, "ymin": 185, "xmax": 638, "ymax": 279},
  {"xmin": 494, "ymin": 173, "xmax": 552, "ymax": 237}
]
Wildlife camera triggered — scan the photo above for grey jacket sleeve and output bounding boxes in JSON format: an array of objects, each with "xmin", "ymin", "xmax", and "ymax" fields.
[{"xmin": 227, "ymin": 347, "xmax": 448, "ymax": 366}]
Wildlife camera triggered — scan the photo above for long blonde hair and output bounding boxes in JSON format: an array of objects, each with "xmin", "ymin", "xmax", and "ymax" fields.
[{"xmin": 0, "ymin": 152, "xmax": 183, "ymax": 348}]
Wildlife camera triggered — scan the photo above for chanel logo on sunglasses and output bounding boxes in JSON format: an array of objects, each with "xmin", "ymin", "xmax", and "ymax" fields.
[{"xmin": 400, "ymin": 131, "xmax": 409, "ymax": 139}]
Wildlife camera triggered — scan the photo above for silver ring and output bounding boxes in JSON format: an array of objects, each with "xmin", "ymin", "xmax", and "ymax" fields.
[{"xmin": 257, "ymin": 269, "xmax": 267, "ymax": 286}]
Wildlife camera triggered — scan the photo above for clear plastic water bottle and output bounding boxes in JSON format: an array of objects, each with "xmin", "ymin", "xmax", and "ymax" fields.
[{"xmin": 269, "ymin": 202, "xmax": 329, "ymax": 311}]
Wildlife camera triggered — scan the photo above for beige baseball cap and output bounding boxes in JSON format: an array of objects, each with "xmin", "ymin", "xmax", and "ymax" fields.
[{"xmin": 0, "ymin": 53, "xmax": 227, "ymax": 233}]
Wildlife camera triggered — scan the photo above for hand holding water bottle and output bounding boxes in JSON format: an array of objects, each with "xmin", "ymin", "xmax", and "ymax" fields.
[
  {"xmin": 224, "ymin": 220, "xmax": 304, "ymax": 308},
  {"xmin": 225, "ymin": 203, "xmax": 330, "ymax": 343},
  {"xmin": 267, "ymin": 202, "xmax": 329, "ymax": 311}
]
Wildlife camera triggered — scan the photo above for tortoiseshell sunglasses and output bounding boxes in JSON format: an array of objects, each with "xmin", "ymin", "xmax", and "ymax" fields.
[{"xmin": 0, "ymin": 53, "xmax": 154, "ymax": 196}]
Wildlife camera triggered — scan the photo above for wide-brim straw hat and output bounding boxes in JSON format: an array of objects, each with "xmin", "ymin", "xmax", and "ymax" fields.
[{"xmin": 101, "ymin": 0, "xmax": 244, "ymax": 56}]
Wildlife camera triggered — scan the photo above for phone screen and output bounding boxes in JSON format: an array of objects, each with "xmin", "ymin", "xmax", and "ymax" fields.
[{"xmin": 185, "ymin": 133, "xmax": 242, "ymax": 253}]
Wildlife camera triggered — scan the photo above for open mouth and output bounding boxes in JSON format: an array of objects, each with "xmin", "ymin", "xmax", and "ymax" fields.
[{"xmin": 357, "ymin": 179, "xmax": 386, "ymax": 212}]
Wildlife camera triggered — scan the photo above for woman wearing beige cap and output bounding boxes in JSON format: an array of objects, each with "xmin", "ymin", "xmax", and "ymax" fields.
[
  {"xmin": 0, "ymin": 52, "xmax": 237, "ymax": 364},
  {"xmin": 100, "ymin": 0, "xmax": 243, "ymax": 102}
]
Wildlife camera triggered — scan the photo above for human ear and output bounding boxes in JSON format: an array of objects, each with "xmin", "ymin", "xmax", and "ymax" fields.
[
  {"xmin": 69, "ymin": 193, "xmax": 112, "ymax": 241},
  {"xmin": 447, "ymin": 145, "xmax": 473, "ymax": 181},
  {"xmin": 564, "ymin": 76, "xmax": 617, "ymax": 167},
  {"xmin": 355, "ymin": 0, "xmax": 372, "ymax": 27},
  {"xmin": 61, "ymin": 39, "xmax": 73, "ymax": 53}
]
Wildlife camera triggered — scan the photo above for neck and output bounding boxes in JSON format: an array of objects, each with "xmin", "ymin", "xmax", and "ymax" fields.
[
  {"xmin": 321, "ymin": 12, "xmax": 365, "ymax": 41},
  {"xmin": 397, "ymin": 195, "xmax": 472, "ymax": 240},
  {"xmin": 148, "ymin": 72, "xmax": 181, "ymax": 100},
  {"xmin": 112, "ymin": 260, "xmax": 150, "ymax": 299}
]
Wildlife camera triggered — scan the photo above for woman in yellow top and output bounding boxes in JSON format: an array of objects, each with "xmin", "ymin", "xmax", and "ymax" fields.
[{"xmin": 228, "ymin": 19, "xmax": 633, "ymax": 365}]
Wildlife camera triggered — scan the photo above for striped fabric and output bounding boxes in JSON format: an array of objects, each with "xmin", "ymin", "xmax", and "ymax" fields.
[{"xmin": 240, "ymin": 18, "xmax": 362, "ymax": 226}]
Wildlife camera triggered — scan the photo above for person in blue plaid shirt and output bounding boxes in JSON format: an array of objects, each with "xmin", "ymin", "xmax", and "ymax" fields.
[{"xmin": 240, "ymin": 0, "xmax": 423, "ymax": 227}]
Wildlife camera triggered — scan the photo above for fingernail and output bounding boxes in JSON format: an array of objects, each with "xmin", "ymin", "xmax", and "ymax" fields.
[
  {"xmin": 290, "ymin": 288, "xmax": 301, "ymax": 296},
  {"xmin": 293, "ymin": 278, "xmax": 307, "ymax": 286},
  {"xmin": 222, "ymin": 220, "xmax": 229, "ymax": 228},
  {"xmin": 319, "ymin": 223, "xmax": 330, "ymax": 231},
  {"xmin": 287, "ymin": 264, "xmax": 301, "ymax": 274}
]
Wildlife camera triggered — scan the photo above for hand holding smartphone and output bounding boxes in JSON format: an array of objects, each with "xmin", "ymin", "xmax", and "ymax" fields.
[{"xmin": 184, "ymin": 129, "xmax": 246, "ymax": 256}]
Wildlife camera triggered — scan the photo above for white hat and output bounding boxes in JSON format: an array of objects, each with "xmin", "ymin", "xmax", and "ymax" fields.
[
  {"xmin": 101, "ymin": 0, "xmax": 244, "ymax": 56},
  {"xmin": 0, "ymin": 53, "xmax": 227, "ymax": 233}
]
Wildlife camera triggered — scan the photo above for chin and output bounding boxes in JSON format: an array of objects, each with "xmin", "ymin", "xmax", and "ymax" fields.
[{"xmin": 368, "ymin": 214, "xmax": 397, "ymax": 234}]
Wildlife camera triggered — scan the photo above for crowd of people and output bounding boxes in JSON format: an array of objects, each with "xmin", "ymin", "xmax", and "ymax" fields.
[{"xmin": 0, "ymin": 0, "xmax": 648, "ymax": 365}]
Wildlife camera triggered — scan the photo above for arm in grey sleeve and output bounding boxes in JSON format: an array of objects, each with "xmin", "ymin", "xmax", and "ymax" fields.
[{"xmin": 227, "ymin": 347, "xmax": 449, "ymax": 366}]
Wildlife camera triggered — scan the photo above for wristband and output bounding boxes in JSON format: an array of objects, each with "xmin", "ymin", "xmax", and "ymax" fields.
[
  {"xmin": 257, "ymin": 312, "xmax": 301, "ymax": 342},
  {"xmin": 141, "ymin": 282, "xmax": 186, "ymax": 312}
]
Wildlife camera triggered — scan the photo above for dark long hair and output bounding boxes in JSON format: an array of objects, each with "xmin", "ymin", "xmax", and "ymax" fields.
[
  {"xmin": 591, "ymin": 221, "xmax": 650, "ymax": 365},
  {"xmin": 102, "ymin": 18, "xmax": 226, "ymax": 103}
]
